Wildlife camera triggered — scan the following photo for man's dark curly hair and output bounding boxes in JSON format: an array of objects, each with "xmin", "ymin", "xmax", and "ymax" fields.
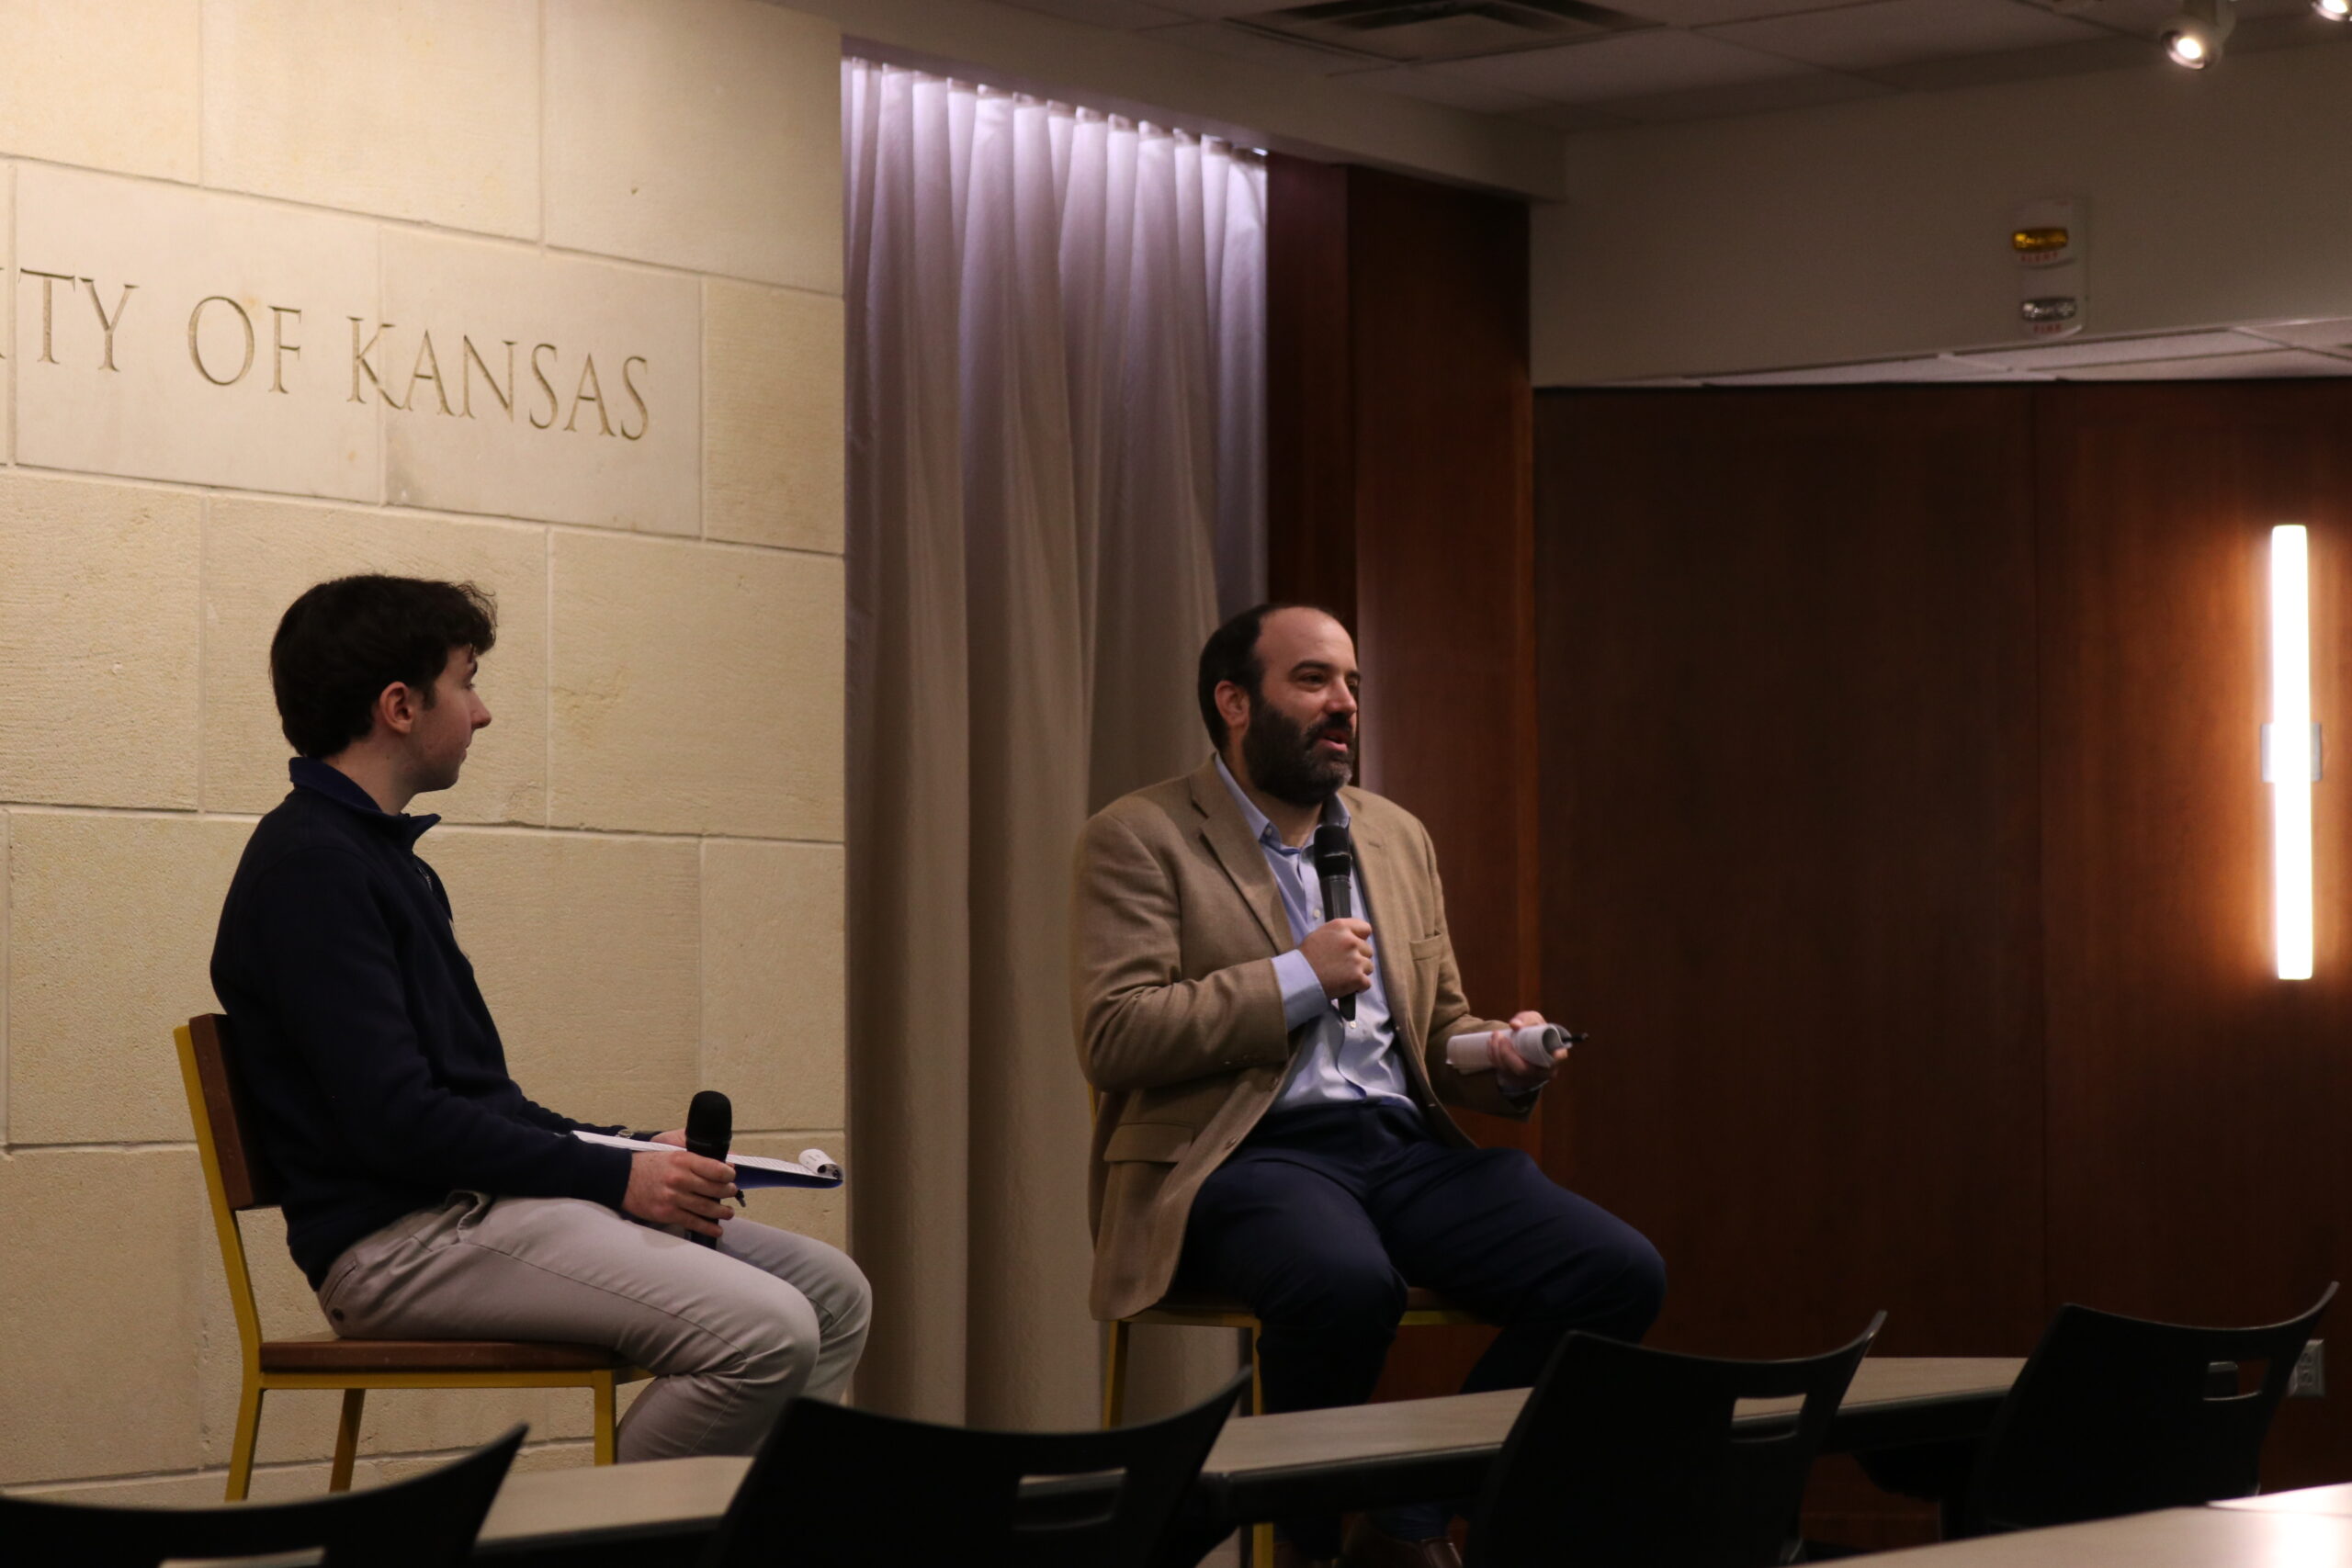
[{"xmin": 269, "ymin": 575, "xmax": 498, "ymax": 759}]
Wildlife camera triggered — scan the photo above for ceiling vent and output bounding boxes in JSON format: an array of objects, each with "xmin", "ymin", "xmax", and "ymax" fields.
[{"xmin": 1230, "ymin": 0, "xmax": 1655, "ymax": 62}]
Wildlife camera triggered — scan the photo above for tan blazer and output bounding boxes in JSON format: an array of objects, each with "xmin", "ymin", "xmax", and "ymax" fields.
[{"xmin": 1071, "ymin": 756, "xmax": 1527, "ymax": 1322}]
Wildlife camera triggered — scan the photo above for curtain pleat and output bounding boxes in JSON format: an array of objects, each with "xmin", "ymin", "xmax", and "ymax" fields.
[{"xmin": 842, "ymin": 59, "xmax": 1269, "ymax": 1428}]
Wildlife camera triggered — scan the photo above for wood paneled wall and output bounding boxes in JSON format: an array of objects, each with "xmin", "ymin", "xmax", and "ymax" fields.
[
  {"xmin": 1265, "ymin": 155, "xmax": 1537, "ymax": 1401},
  {"xmin": 1536, "ymin": 380, "xmax": 2352, "ymax": 1523},
  {"xmin": 1267, "ymin": 154, "xmax": 2352, "ymax": 1529}
]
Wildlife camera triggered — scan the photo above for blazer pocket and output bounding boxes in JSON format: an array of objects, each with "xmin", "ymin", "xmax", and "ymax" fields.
[
  {"xmin": 1103, "ymin": 1122, "xmax": 1195, "ymax": 1164},
  {"xmin": 1408, "ymin": 934, "xmax": 1446, "ymax": 964}
]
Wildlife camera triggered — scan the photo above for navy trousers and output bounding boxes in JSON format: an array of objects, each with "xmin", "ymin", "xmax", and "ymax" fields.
[{"xmin": 1177, "ymin": 1100, "xmax": 1665, "ymax": 1555}]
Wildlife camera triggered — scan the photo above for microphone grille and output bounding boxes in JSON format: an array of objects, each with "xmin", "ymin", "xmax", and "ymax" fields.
[
  {"xmin": 1313, "ymin": 824, "xmax": 1352, "ymax": 867},
  {"xmin": 687, "ymin": 1089, "xmax": 732, "ymax": 1141}
]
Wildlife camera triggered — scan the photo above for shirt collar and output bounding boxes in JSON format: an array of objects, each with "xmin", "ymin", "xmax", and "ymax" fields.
[
  {"xmin": 1212, "ymin": 754, "xmax": 1350, "ymax": 854},
  {"xmin": 288, "ymin": 758, "xmax": 442, "ymax": 847}
]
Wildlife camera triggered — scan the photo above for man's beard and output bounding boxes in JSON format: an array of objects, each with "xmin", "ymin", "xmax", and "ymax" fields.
[{"xmin": 1243, "ymin": 702, "xmax": 1356, "ymax": 807}]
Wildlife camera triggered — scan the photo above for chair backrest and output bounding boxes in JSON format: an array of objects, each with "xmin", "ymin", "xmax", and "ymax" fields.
[
  {"xmin": 1962, "ymin": 1283, "xmax": 2337, "ymax": 1534},
  {"xmin": 175, "ymin": 1014, "xmax": 276, "ymax": 1369},
  {"xmin": 180, "ymin": 1012, "xmax": 278, "ymax": 1210},
  {"xmin": 698, "ymin": 1370, "xmax": 1250, "ymax": 1568},
  {"xmin": 1467, "ymin": 1314, "xmax": 1885, "ymax": 1568},
  {"xmin": 0, "ymin": 1424, "xmax": 523, "ymax": 1568}
]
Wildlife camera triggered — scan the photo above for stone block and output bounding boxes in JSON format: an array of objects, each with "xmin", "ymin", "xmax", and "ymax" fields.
[
  {"xmin": 703, "ymin": 840, "xmax": 843, "ymax": 1133},
  {"xmin": 0, "ymin": 1148, "xmax": 209, "ymax": 1484},
  {"xmin": 5, "ymin": 812, "xmax": 250, "ymax": 1145},
  {"xmin": 3, "ymin": 162, "xmax": 13, "ymax": 465},
  {"xmin": 380, "ymin": 229, "xmax": 699, "ymax": 534},
  {"xmin": 13, "ymin": 164, "xmax": 380, "ymax": 501},
  {"xmin": 704, "ymin": 280, "xmax": 844, "ymax": 553},
  {"xmin": 549, "ymin": 535, "xmax": 843, "ymax": 840},
  {"xmin": 201, "ymin": 0, "xmax": 539, "ymax": 238},
  {"xmin": 546, "ymin": 0, "xmax": 842, "ymax": 292},
  {"xmin": 734, "ymin": 1130, "xmax": 851, "ymax": 1253},
  {"xmin": 201, "ymin": 498, "xmax": 549, "ymax": 825},
  {"xmin": 0, "ymin": 0, "xmax": 200, "ymax": 181},
  {"xmin": 423, "ymin": 828, "xmax": 701, "ymax": 1134},
  {"xmin": 0, "ymin": 812, "xmax": 9, "ymax": 1144},
  {"xmin": 0, "ymin": 472, "xmax": 201, "ymax": 809}
]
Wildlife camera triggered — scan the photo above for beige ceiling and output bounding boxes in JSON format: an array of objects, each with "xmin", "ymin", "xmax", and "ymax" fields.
[{"xmin": 995, "ymin": 0, "xmax": 2352, "ymax": 130}]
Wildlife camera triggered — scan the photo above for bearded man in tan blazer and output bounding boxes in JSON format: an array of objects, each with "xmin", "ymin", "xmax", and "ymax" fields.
[{"xmin": 1073, "ymin": 604, "xmax": 1665, "ymax": 1568}]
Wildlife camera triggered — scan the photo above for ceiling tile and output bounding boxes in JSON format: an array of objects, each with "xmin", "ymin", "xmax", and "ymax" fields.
[
  {"xmin": 993, "ymin": 0, "xmax": 1194, "ymax": 24},
  {"xmin": 1602, "ymin": 67, "xmax": 1890, "ymax": 117},
  {"xmin": 2056, "ymin": 349, "xmax": 2352, "ymax": 379},
  {"xmin": 1337, "ymin": 64, "xmax": 1555, "ymax": 109},
  {"xmin": 1600, "ymin": 0, "xmax": 1872, "ymax": 30},
  {"xmin": 1513, "ymin": 100, "xmax": 1644, "ymax": 129},
  {"xmin": 1138, "ymin": 18, "xmax": 1383, "ymax": 70},
  {"xmin": 1862, "ymin": 32, "xmax": 2154, "ymax": 85},
  {"xmin": 2243, "ymin": 319, "xmax": 2352, "ymax": 353},
  {"xmin": 988, "ymin": 0, "xmax": 1194, "ymax": 23},
  {"xmin": 1958, "ymin": 330, "xmax": 2275, "ymax": 369},
  {"xmin": 1702, "ymin": 0, "xmax": 2108, "ymax": 71},
  {"xmin": 1433, "ymin": 29, "xmax": 1819, "ymax": 99},
  {"xmin": 2067, "ymin": 0, "xmax": 2317, "ymax": 39},
  {"xmin": 1147, "ymin": 0, "xmax": 1314, "ymax": 17}
]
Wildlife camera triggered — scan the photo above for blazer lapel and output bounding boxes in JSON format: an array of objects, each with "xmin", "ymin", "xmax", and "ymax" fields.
[
  {"xmin": 1350, "ymin": 810, "xmax": 1422, "ymax": 1054},
  {"xmin": 1188, "ymin": 759, "xmax": 1291, "ymax": 954}
]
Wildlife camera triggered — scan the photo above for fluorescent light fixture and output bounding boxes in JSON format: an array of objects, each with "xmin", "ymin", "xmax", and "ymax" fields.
[{"xmin": 2272, "ymin": 525, "xmax": 2314, "ymax": 980}]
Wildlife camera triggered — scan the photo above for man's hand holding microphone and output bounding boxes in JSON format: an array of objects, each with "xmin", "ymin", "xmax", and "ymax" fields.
[{"xmin": 619, "ymin": 1091, "xmax": 740, "ymax": 1241}]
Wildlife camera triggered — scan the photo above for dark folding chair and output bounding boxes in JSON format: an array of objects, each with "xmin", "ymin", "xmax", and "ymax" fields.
[
  {"xmin": 1465, "ymin": 1314, "xmax": 1885, "ymax": 1568},
  {"xmin": 1956, "ymin": 1282, "xmax": 2337, "ymax": 1536},
  {"xmin": 699, "ymin": 1369, "xmax": 1250, "ymax": 1568},
  {"xmin": 0, "ymin": 1423, "xmax": 523, "ymax": 1568}
]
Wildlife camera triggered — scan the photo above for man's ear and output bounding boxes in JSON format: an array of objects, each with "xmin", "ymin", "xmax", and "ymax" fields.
[
  {"xmin": 1215, "ymin": 680, "xmax": 1251, "ymax": 739},
  {"xmin": 373, "ymin": 681, "xmax": 422, "ymax": 739}
]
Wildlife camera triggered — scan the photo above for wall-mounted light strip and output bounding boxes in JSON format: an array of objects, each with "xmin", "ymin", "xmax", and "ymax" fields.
[{"xmin": 2271, "ymin": 525, "xmax": 2315, "ymax": 980}]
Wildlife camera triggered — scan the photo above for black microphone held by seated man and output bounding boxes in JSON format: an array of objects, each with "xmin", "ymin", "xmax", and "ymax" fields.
[
  {"xmin": 684, "ymin": 1089, "xmax": 732, "ymax": 1249},
  {"xmin": 1312, "ymin": 824, "xmax": 1357, "ymax": 1022}
]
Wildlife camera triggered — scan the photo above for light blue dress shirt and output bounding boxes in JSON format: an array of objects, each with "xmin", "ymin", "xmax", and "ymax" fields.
[{"xmin": 1215, "ymin": 757, "xmax": 1419, "ymax": 1113}]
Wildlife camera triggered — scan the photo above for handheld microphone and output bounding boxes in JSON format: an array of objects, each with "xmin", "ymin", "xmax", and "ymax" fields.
[
  {"xmin": 684, "ymin": 1090, "xmax": 732, "ymax": 1249},
  {"xmin": 1312, "ymin": 824, "xmax": 1357, "ymax": 1022}
]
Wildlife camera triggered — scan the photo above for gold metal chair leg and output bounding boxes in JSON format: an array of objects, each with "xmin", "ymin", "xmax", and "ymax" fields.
[
  {"xmin": 593, "ymin": 1372, "xmax": 619, "ymax": 1464},
  {"xmin": 328, "ymin": 1388, "xmax": 365, "ymax": 1493},
  {"xmin": 1102, "ymin": 1319, "xmax": 1132, "ymax": 1428},
  {"xmin": 1250, "ymin": 1327, "xmax": 1274, "ymax": 1568},
  {"xmin": 225, "ymin": 1382, "xmax": 266, "ymax": 1501}
]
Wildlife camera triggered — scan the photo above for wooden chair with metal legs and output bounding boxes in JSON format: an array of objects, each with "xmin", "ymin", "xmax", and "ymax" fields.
[
  {"xmin": 176, "ymin": 1013, "xmax": 652, "ymax": 1500},
  {"xmin": 1103, "ymin": 1286, "xmax": 1481, "ymax": 1566}
]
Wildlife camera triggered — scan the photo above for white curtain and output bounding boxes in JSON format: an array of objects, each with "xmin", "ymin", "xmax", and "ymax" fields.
[{"xmin": 843, "ymin": 59, "xmax": 1268, "ymax": 1427}]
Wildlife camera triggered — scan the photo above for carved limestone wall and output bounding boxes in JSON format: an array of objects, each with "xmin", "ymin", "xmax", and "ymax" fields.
[{"xmin": 0, "ymin": 0, "xmax": 848, "ymax": 1500}]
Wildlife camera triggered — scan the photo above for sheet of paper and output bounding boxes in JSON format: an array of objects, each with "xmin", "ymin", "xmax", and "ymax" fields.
[{"xmin": 571, "ymin": 1130, "xmax": 842, "ymax": 1189}]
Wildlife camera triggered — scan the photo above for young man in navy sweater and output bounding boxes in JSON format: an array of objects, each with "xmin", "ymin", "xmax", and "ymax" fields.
[{"xmin": 211, "ymin": 574, "xmax": 868, "ymax": 1461}]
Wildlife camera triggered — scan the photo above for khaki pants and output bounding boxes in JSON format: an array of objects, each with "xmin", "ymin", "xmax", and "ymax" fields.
[{"xmin": 317, "ymin": 1192, "xmax": 871, "ymax": 1461}]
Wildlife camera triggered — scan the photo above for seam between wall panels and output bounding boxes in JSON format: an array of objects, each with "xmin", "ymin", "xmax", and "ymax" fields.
[
  {"xmin": 2, "ymin": 809, "xmax": 11, "ymax": 1152},
  {"xmin": 195, "ymin": 495, "xmax": 208, "ymax": 811},
  {"xmin": 544, "ymin": 526, "xmax": 555, "ymax": 828}
]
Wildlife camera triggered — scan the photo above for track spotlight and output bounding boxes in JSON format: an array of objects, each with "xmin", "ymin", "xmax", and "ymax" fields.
[
  {"xmin": 2318, "ymin": 0, "xmax": 2350, "ymax": 22},
  {"xmin": 2162, "ymin": 0, "xmax": 2234, "ymax": 65}
]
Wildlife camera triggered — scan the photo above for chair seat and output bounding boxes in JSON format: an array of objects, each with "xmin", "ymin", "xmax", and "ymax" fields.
[
  {"xmin": 258, "ymin": 1334, "xmax": 630, "ymax": 1374},
  {"xmin": 1133, "ymin": 1286, "xmax": 1470, "ymax": 1320}
]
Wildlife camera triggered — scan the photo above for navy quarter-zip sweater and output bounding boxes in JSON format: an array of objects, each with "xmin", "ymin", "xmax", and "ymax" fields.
[{"xmin": 211, "ymin": 760, "xmax": 634, "ymax": 1288}]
